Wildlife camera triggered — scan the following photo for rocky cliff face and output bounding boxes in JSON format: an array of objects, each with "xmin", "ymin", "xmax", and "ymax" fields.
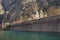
[
  {"xmin": 1, "ymin": 0, "xmax": 39, "ymax": 22},
  {"xmin": 1, "ymin": 0, "xmax": 60, "ymax": 23},
  {"xmin": 1, "ymin": 0, "xmax": 60, "ymax": 11},
  {"xmin": 37, "ymin": 0, "xmax": 60, "ymax": 6},
  {"xmin": 0, "ymin": 0, "xmax": 4, "ymax": 15}
]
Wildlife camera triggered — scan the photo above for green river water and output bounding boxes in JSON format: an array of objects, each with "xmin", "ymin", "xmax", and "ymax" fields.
[{"xmin": 0, "ymin": 31, "xmax": 60, "ymax": 40}]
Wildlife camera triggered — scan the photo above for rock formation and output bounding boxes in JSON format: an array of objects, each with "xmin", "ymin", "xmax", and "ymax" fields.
[{"xmin": 1, "ymin": 0, "xmax": 60, "ymax": 29}]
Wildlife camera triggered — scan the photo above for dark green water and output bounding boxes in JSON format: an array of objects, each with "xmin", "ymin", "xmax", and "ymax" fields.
[{"xmin": 0, "ymin": 31, "xmax": 60, "ymax": 40}]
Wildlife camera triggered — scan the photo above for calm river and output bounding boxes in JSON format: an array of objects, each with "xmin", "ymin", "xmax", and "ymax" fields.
[{"xmin": 0, "ymin": 31, "xmax": 60, "ymax": 40}]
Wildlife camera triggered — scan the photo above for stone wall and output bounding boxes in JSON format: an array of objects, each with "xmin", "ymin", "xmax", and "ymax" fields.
[{"xmin": 5, "ymin": 15, "xmax": 60, "ymax": 32}]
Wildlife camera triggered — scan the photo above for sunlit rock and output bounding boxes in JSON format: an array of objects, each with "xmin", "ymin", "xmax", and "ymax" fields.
[{"xmin": 0, "ymin": 0, "xmax": 4, "ymax": 15}]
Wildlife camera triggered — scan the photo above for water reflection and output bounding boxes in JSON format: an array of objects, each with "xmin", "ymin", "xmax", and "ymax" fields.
[{"xmin": 0, "ymin": 31, "xmax": 60, "ymax": 40}]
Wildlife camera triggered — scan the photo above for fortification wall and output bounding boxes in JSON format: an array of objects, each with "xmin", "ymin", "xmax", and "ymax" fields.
[{"xmin": 6, "ymin": 15, "xmax": 60, "ymax": 32}]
